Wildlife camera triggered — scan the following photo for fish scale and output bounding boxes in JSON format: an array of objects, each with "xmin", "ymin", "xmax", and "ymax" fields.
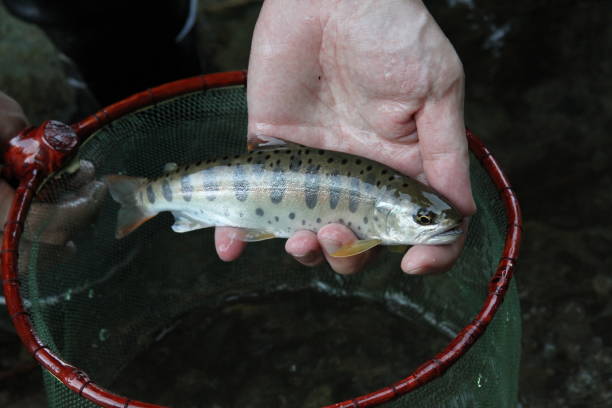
[{"xmin": 105, "ymin": 146, "xmax": 463, "ymax": 256}]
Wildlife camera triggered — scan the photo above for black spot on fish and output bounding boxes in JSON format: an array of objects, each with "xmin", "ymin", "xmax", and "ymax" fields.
[
  {"xmin": 247, "ymin": 157, "xmax": 253, "ymax": 163},
  {"xmin": 318, "ymin": 150, "xmax": 324, "ymax": 155},
  {"xmin": 223, "ymin": 156, "xmax": 228, "ymax": 160},
  {"xmin": 256, "ymin": 208, "xmax": 264, "ymax": 216},
  {"xmin": 289, "ymin": 212, "xmax": 295, "ymax": 219},
  {"xmin": 233, "ymin": 164, "xmax": 249, "ymax": 202},
  {"xmin": 329, "ymin": 170, "xmax": 341, "ymax": 210},
  {"xmin": 239, "ymin": 212, "xmax": 244, "ymax": 217},
  {"xmin": 356, "ymin": 159, "xmax": 362, "ymax": 165},
  {"xmin": 289, "ymin": 155, "xmax": 302, "ymax": 172},
  {"xmin": 302, "ymin": 220, "xmax": 306, "ymax": 225},
  {"xmin": 349, "ymin": 177, "xmax": 360, "ymax": 213},
  {"xmin": 364, "ymin": 173, "xmax": 377, "ymax": 194},
  {"xmin": 181, "ymin": 174, "xmax": 193, "ymax": 202},
  {"xmin": 146, "ymin": 184, "xmax": 156, "ymax": 204},
  {"xmin": 341, "ymin": 159, "xmax": 348, "ymax": 165},
  {"xmin": 162, "ymin": 179, "xmax": 173, "ymax": 202},
  {"xmin": 381, "ymin": 170, "xmax": 388, "ymax": 175},
  {"xmin": 374, "ymin": 216, "xmax": 379, "ymax": 222},
  {"xmin": 304, "ymin": 164, "xmax": 320, "ymax": 209},
  {"xmin": 270, "ymin": 167, "xmax": 286, "ymax": 204},
  {"xmin": 268, "ymin": 220, "xmax": 272, "ymax": 224},
  {"xmin": 196, "ymin": 160, "xmax": 202, "ymax": 166},
  {"xmin": 366, "ymin": 165, "xmax": 372, "ymax": 171},
  {"xmin": 339, "ymin": 218, "xmax": 344, "ymax": 224},
  {"xmin": 327, "ymin": 157, "xmax": 334, "ymax": 163},
  {"xmin": 276, "ymin": 159, "xmax": 281, "ymax": 165},
  {"xmin": 275, "ymin": 216, "xmax": 279, "ymax": 222},
  {"xmin": 234, "ymin": 154, "xmax": 240, "ymax": 159},
  {"xmin": 202, "ymin": 168, "xmax": 219, "ymax": 201},
  {"xmin": 316, "ymin": 218, "xmax": 321, "ymax": 223},
  {"xmin": 363, "ymin": 217, "xmax": 369, "ymax": 224},
  {"xmin": 388, "ymin": 176, "xmax": 394, "ymax": 182},
  {"xmin": 265, "ymin": 155, "xmax": 271, "ymax": 160}
]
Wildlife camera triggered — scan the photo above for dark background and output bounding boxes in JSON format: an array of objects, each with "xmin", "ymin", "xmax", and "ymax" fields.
[{"xmin": 1, "ymin": 0, "xmax": 611, "ymax": 406}]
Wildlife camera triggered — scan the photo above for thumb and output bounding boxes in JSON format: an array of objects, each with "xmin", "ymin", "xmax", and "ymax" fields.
[{"xmin": 415, "ymin": 81, "xmax": 476, "ymax": 216}]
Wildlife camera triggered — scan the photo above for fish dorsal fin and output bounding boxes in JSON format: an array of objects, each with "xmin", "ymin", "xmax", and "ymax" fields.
[
  {"xmin": 247, "ymin": 135, "xmax": 303, "ymax": 152},
  {"xmin": 329, "ymin": 239, "xmax": 382, "ymax": 258},
  {"xmin": 241, "ymin": 229, "xmax": 277, "ymax": 242}
]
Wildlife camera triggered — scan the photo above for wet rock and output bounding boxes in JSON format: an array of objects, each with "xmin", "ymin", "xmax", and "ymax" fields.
[{"xmin": 0, "ymin": 5, "xmax": 76, "ymax": 124}]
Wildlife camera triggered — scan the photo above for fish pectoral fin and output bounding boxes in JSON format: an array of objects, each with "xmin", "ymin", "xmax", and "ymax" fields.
[
  {"xmin": 241, "ymin": 229, "xmax": 277, "ymax": 242},
  {"xmin": 388, "ymin": 245, "xmax": 410, "ymax": 254},
  {"xmin": 329, "ymin": 239, "xmax": 382, "ymax": 258},
  {"xmin": 247, "ymin": 135, "xmax": 303, "ymax": 152},
  {"xmin": 171, "ymin": 213, "xmax": 212, "ymax": 233}
]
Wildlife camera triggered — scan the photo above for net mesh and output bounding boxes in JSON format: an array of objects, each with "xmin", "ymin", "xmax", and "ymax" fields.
[{"xmin": 17, "ymin": 85, "xmax": 520, "ymax": 407}]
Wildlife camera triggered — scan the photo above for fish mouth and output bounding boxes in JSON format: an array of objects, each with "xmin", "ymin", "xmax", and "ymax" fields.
[{"xmin": 427, "ymin": 225, "xmax": 463, "ymax": 244}]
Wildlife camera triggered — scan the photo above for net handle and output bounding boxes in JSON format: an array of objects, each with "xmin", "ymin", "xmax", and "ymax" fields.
[{"xmin": 1, "ymin": 71, "xmax": 522, "ymax": 408}]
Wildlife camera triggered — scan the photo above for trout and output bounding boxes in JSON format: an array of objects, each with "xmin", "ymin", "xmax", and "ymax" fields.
[{"xmin": 105, "ymin": 141, "xmax": 463, "ymax": 257}]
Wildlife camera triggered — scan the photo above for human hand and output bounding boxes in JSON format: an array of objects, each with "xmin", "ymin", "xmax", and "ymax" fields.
[
  {"xmin": 0, "ymin": 91, "xmax": 106, "ymax": 250},
  {"xmin": 0, "ymin": 90, "xmax": 28, "ymax": 230},
  {"xmin": 215, "ymin": 0, "xmax": 476, "ymax": 275}
]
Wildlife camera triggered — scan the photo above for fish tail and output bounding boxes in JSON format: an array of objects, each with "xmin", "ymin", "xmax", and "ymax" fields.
[{"xmin": 104, "ymin": 175, "xmax": 158, "ymax": 239}]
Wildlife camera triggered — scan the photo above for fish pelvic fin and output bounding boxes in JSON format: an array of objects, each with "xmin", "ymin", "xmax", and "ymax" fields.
[
  {"xmin": 104, "ymin": 175, "xmax": 158, "ymax": 239},
  {"xmin": 330, "ymin": 239, "xmax": 382, "ymax": 258},
  {"xmin": 241, "ymin": 229, "xmax": 277, "ymax": 242}
]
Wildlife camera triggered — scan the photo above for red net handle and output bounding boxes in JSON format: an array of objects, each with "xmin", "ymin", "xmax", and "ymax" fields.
[{"xmin": 1, "ymin": 71, "xmax": 522, "ymax": 408}]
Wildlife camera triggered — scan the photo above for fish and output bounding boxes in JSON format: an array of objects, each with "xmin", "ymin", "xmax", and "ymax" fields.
[{"xmin": 104, "ymin": 140, "xmax": 463, "ymax": 257}]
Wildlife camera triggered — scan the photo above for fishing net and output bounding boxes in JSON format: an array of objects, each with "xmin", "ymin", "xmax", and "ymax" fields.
[{"xmin": 2, "ymin": 72, "xmax": 522, "ymax": 407}]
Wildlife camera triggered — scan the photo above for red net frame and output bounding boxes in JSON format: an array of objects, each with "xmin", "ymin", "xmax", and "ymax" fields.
[{"xmin": 1, "ymin": 71, "xmax": 522, "ymax": 408}]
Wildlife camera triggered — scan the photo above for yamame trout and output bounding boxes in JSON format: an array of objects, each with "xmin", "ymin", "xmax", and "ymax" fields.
[{"xmin": 105, "ymin": 143, "xmax": 463, "ymax": 257}]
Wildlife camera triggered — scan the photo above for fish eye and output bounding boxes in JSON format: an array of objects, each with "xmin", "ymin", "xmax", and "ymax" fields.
[{"xmin": 414, "ymin": 209, "xmax": 436, "ymax": 225}]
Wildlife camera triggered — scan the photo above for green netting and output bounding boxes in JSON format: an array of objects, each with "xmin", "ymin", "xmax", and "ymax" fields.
[{"xmin": 18, "ymin": 85, "xmax": 520, "ymax": 407}]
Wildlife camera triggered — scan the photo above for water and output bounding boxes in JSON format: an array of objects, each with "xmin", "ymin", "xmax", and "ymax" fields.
[{"xmin": 111, "ymin": 290, "xmax": 449, "ymax": 408}]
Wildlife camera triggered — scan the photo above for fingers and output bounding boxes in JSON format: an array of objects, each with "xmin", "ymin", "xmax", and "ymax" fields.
[
  {"xmin": 0, "ymin": 90, "xmax": 28, "ymax": 143},
  {"xmin": 215, "ymin": 227, "xmax": 247, "ymax": 262},
  {"xmin": 415, "ymin": 59, "xmax": 476, "ymax": 217},
  {"xmin": 317, "ymin": 224, "xmax": 373, "ymax": 275},
  {"xmin": 220, "ymin": 223, "xmax": 374, "ymax": 274},
  {"xmin": 401, "ymin": 219, "xmax": 469, "ymax": 275},
  {"xmin": 0, "ymin": 179, "xmax": 14, "ymax": 229},
  {"xmin": 285, "ymin": 230, "xmax": 324, "ymax": 266}
]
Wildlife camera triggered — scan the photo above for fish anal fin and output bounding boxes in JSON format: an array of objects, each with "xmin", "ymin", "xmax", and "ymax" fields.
[
  {"xmin": 241, "ymin": 229, "xmax": 277, "ymax": 242},
  {"xmin": 330, "ymin": 239, "xmax": 382, "ymax": 258},
  {"xmin": 247, "ymin": 135, "xmax": 302, "ymax": 152}
]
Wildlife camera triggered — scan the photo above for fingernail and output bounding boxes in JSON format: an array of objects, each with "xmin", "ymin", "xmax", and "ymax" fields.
[
  {"xmin": 320, "ymin": 238, "xmax": 341, "ymax": 255},
  {"xmin": 294, "ymin": 251, "xmax": 320, "ymax": 264}
]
